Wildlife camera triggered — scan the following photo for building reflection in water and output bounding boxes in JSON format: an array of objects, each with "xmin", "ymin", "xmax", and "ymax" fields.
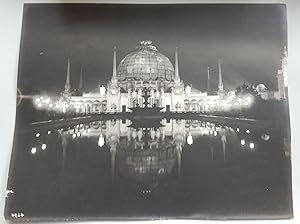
[{"xmin": 29, "ymin": 118, "xmax": 274, "ymax": 196}]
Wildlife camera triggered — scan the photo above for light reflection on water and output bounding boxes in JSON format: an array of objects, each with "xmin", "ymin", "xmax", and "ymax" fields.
[
  {"xmin": 5, "ymin": 118, "xmax": 292, "ymax": 220},
  {"xmin": 29, "ymin": 119, "xmax": 270, "ymax": 160}
]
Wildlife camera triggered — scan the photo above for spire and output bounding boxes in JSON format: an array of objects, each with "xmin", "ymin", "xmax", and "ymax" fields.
[
  {"xmin": 79, "ymin": 66, "xmax": 83, "ymax": 90},
  {"xmin": 218, "ymin": 59, "xmax": 223, "ymax": 91},
  {"xmin": 175, "ymin": 47, "xmax": 180, "ymax": 82},
  {"xmin": 207, "ymin": 66, "xmax": 210, "ymax": 94},
  {"xmin": 112, "ymin": 46, "xmax": 117, "ymax": 83},
  {"xmin": 64, "ymin": 57, "xmax": 71, "ymax": 95}
]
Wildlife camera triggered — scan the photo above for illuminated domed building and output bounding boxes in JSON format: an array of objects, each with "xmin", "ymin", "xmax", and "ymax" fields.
[
  {"xmin": 57, "ymin": 41, "xmax": 288, "ymax": 113},
  {"xmin": 117, "ymin": 41, "xmax": 176, "ymax": 91},
  {"xmin": 62, "ymin": 40, "xmax": 224, "ymax": 113}
]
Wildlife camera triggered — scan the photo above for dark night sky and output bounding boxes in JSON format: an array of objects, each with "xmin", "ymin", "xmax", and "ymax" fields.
[{"xmin": 18, "ymin": 3, "xmax": 287, "ymax": 95}]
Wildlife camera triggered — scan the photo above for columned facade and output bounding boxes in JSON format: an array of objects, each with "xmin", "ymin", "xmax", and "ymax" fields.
[{"xmin": 60, "ymin": 40, "xmax": 234, "ymax": 114}]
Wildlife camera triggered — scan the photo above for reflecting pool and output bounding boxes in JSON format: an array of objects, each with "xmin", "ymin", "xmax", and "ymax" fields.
[{"xmin": 5, "ymin": 118, "xmax": 292, "ymax": 220}]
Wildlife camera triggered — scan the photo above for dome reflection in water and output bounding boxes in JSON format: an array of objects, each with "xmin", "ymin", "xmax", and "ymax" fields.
[{"xmin": 6, "ymin": 117, "xmax": 292, "ymax": 219}]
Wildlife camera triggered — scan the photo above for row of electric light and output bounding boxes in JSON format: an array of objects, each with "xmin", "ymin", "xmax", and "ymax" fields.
[
  {"xmin": 34, "ymin": 95, "xmax": 73, "ymax": 113},
  {"xmin": 56, "ymin": 100, "xmax": 106, "ymax": 113}
]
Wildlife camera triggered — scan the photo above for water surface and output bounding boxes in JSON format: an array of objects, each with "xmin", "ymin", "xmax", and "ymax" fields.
[{"xmin": 5, "ymin": 118, "xmax": 292, "ymax": 220}]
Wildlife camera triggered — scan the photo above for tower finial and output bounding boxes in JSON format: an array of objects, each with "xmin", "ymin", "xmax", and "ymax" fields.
[
  {"xmin": 217, "ymin": 58, "xmax": 225, "ymax": 97},
  {"xmin": 218, "ymin": 59, "xmax": 223, "ymax": 91},
  {"xmin": 175, "ymin": 47, "xmax": 180, "ymax": 82},
  {"xmin": 207, "ymin": 65, "xmax": 210, "ymax": 94},
  {"xmin": 64, "ymin": 57, "xmax": 71, "ymax": 96},
  {"xmin": 112, "ymin": 46, "xmax": 117, "ymax": 83}
]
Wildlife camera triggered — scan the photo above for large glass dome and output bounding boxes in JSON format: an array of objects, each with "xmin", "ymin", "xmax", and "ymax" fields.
[{"xmin": 117, "ymin": 41, "xmax": 175, "ymax": 84}]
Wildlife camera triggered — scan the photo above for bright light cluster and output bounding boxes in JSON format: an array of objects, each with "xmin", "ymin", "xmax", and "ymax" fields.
[
  {"xmin": 33, "ymin": 95, "xmax": 77, "ymax": 114},
  {"xmin": 232, "ymin": 95, "xmax": 253, "ymax": 108},
  {"xmin": 34, "ymin": 96, "xmax": 54, "ymax": 109},
  {"xmin": 32, "ymin": 84, "xmax": 256, "ymax": 115},
  {"xmin": 31, "ymin": 131, "xmax": 50, "ymax": 155}
]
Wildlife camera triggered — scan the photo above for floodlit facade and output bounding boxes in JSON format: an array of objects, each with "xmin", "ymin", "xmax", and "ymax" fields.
[
  {"xmin": 61, "ymin": 41, "xmax": 226, "ymax": 114},
  {"xmin": 57, "ymin": 41, "xmax": 287, "ymax": 113}
]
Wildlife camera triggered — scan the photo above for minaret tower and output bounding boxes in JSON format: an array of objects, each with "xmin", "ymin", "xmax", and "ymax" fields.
[
  {"xmin": 172, "ymin": 47, "xmax": 184, "ymax": 111},
  {"xmin": 173, "ymin": 47, "xmax": 184, "ymax": 95},
  {"xmin": 107, "ymin": 46, "xmax": 120, "ymax": 112},
  {"xmin": 63, "ymin": 57, "xmax": 71, "ymax": 97},
  {"xmin": 207, "ymin": 66, "xmax": 210, "ymax": 95},
  {"xmin": 111, "ymin": 46, "xmax": 118, "ymax": 84},
  {"xmin": 174, "ymin": 47, "xmax": 180, "ymax": 83},
  {"xmin": 277, "ymin": 46, "xmax": 288, "ymax": 99},
  {"xmin": 217, "ymin": 59, "xmax": 225, "ymax": 97}
]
